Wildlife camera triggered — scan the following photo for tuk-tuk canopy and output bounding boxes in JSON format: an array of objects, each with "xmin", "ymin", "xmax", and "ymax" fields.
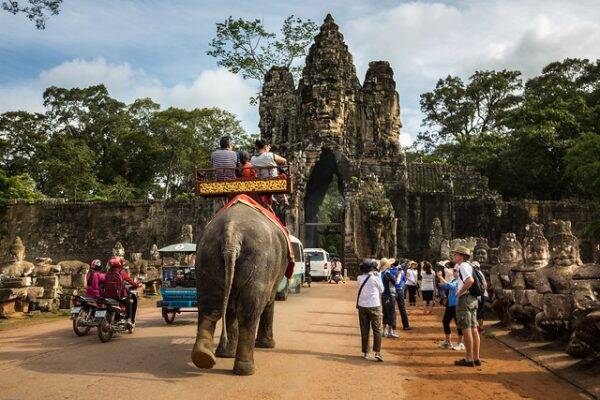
[{"xmin": 158, "ymin": 243, "xmax": 196, "ymax": 253}]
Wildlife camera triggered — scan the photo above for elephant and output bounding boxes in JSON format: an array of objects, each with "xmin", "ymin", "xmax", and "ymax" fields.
[{"xmin": 190, "ymin": 202, "xmax": 290, "ymax": 376}]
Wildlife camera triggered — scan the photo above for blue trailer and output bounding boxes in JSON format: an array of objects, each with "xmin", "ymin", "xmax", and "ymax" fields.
[{"xmin": 155, "ymin": 243, "xmax": 197, "ymax": 324}]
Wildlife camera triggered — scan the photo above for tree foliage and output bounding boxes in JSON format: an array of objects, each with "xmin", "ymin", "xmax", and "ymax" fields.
[
  {"xmin": 417, "ymin": 58, "xmax": 600, "ymax": 201},
  {"xmin": 207, "ymin": 14, "xmax": 318, "ymax": 102},
  {"xmin": 0, "ymin": 84, "xmax": 251, "ymax": 201},
  {"xmin": 2, "ymin": 0, "xmax": 61, "ymax": 29}
]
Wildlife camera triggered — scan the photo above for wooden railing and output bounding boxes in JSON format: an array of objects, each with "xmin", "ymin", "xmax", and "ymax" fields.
[{"xmin": 194, "ymin": 166, "xmax": 292, "ymax": 197}]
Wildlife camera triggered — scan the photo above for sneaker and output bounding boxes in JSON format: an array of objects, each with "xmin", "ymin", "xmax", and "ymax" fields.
[
  {"xmin": 452, "ymin": 343, "xmax": 465, "ymax": 351},
  {"xmin": 390, "ymin": 330, "xmax": 399, "ymax": 338},
  {"xmin": 439, "ymin": 340, "xmax": 452, "ymax": 349},
  {"xmin": 454, "ymin": 358, "xmax": 475, "ymax": 367},
  {"xmin": 363, "ymin": 352, "xmax": 371, "ymax": 360},
  {"xmin": 403, "ymin": 327, "xmax": 412, "ymax": 331},
  {"xmin": 382, "ymin": 330, "xmax": 389, "ymax": 338},
  {"xmin": 474, "ymin": 359, "xmax": 482, "ymax": 366},
  {"xmin": 374, "ymin": 353, "xmax": 384, "ymax": 362}
]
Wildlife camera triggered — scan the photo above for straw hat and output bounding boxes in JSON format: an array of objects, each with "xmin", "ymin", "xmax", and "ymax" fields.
[
  {"xmin": 453, "ymin": 245, "xmax": 472, "ymax": 257},
  {"xmin": 379, "ymin": 258, "xmax": 396, "ymax": 271}
]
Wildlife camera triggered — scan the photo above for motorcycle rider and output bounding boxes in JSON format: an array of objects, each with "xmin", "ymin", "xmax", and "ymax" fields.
[
  {"xmin": 85, "ymin": 259, "xmax": 105, "ymax": 299},
  {"xmin": 304, "ymin": 256, "xmax": 312, "ymax": 287},
  {"xmin": 104, "ymin": 257, "xmax": 140, "ymax": 327},
  {"xmin": 330, "ymin": 256, "xmax": 343, "ymax": 283}
]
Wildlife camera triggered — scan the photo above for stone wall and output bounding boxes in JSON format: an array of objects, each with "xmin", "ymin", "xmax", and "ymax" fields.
[
  {"xmin": 407, "ymin": 193, "xmax": 595, "ymax": 262},
  {"xmin": 0, "ymin": 199, "xmax": 214, "ymax": 265}
]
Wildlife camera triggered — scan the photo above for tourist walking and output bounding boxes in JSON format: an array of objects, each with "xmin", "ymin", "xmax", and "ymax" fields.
[
  {"xmin": 421, "ymin": 261, "xmax": 435, "ymax": 315},
  {"xmin": 437, "ymin": 266, "xmax": 464, "ymax": 350},
  {"xmin": 390, "ymin": 259, "xmax": 411, "ymax": 330},
  {"xmin": 380, "ymin": 258, "xmax": 398, "ymax": 338},
  {"xmin": 405, "ymin": 261, "xmax": 419, "ymax": 306},
  {"xmin": 356, "ymin": 259, "xmax": 384, "ymax": 362},
  {"xmin": 453, "ymin": 246, "xmax": 481, "ymax": 367}
]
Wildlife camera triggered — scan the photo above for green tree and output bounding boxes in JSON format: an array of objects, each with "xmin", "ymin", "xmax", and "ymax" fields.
[
  {"xmin": 0, "ymin": 111, "xmax": 48, "ymax": 181},
  {"xmin": 42, "ymin": 85, "xmax": 160, "ymax": 198},
  {"xmin": 2, "ymin": 0, "xmax": 61, "ymax": 29},
  {"xmin": 417, "ymin": 70, "xmax": 522, "ymax": 151},
  {"xmin": 0, "ymin": 170, "xmax": 44, "ymax": 205},
  {"xmin": 39, "ymin": 134, "xmax": 100, "ymax": 200},
  {"xmin": 207, "ymin": 15, "xmax": 318, "ymax": 102},
  {"xmin": 565, "ymin": 133, "xmax": 600, "ymax": 199},
  {"xmin": 151, "ymin": 107, "xmax": 248, "ymax": 199}
]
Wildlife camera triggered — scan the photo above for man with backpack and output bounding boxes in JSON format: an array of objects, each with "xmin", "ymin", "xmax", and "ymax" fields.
[
  {"xmin": 453, "ymin": 246, "xmax": 484, "ymax": 367},
  {"xmin": 104, "ymin": 257, "xmax": 140, "ymax": 327}
]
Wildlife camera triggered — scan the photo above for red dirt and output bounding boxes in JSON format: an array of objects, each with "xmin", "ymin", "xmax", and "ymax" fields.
[{"xmin": 0, "ymin": 282, "xmax": 589, "ymax": 399}]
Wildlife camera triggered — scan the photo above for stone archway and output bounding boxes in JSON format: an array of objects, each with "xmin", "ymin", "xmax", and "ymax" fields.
[
  {"xmin": 302, "ymin": 149, "xmax": 344, "ymax": 250},
  {"xmin": 259, "ymin": 14, "xmax": 408, "ymax": 272}
]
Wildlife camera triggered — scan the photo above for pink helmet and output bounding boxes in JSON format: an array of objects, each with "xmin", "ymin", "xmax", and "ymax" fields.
[
  {"xmin": 108, "ymin": 257, "xmax": 122, "ymax": 269},
  {"xmin": 90, "ymin": 259, "xmax": 102, "ymax": 270}
]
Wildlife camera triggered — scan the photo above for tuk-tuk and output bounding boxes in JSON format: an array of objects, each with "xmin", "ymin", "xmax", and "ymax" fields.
[{"xmin": 155, "ymin": 242, "xmax": 197, "ymax": 324}]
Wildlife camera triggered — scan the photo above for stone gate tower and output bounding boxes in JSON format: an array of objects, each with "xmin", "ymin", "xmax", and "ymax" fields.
[{"xmin": 259, "ymin": 14, "xmax": 408, "ymax": 271}]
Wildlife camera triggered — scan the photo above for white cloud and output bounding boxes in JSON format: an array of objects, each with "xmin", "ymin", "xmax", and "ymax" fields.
[
  {"xmin": 345, "ymin": 0, "xmax": 600, "ymax": 140},
  {"xmin": 0, "ymin": 58, "xmax": 258, "ymax": 132}
]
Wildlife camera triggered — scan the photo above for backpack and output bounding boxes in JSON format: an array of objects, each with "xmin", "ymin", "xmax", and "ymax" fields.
[
  {"xmin": 459, "ymin": 263, "xmax": 485, "ymax": 298},
  {"xmin": 104, "ymin": 268, "xmax": 124, "ymax": 299}
]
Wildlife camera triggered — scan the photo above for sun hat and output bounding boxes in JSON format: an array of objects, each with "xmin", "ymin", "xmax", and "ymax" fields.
[
  {"xmin": 379, "ymin": 258, "xmax": 396, "ymax": 271},
  {"xmin": 452, "ymin": 245, "xmax": 472, "ymax": 257}
]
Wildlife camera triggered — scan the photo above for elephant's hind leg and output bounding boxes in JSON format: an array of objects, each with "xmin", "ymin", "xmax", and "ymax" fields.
[
  {"xmin": 191, "ymin": 309, "xmax": 220, "ymax": 369},
  {"xmin": 255, "ymin": 299, "xmax": 276, "ymax": 349},
  {"xmin": 216, "ymin": 306, "xmax": 238, "ymax": 358},
  {"xmin": 233, "ymin": 296, "xmax": 263, "ymax": 375}
]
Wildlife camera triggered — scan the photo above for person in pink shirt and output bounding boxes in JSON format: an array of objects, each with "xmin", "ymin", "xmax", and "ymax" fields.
[{"xmin": 85, "ymin": 259, "xmax": 105, "ymax": 298}]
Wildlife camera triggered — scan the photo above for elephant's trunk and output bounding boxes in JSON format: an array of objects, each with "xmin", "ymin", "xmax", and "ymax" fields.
[{"xmin": 221, "ymin": 222, "xmax": 240, "ymax": 343}]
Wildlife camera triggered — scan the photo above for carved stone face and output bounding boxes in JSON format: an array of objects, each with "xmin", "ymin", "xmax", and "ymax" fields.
[
  {"xmin": 150, "ymin": 244, "xmax": 160, "ymax": 261},
  {"xmin": 524, "ymin": 241, "xmax": 549, "ymax": 269},
  {"xmin": 498, "ymin": 234, "xmax": 523, "ymax": 265},
  {"xmin": 474, "ymin": 248, "xmax": 489, "ymax": 264},
  {"xmin": 550, "ymin": 236, "xmax": 580, "ymax": 267},
  {"xmin": 112, "ymin": 242, "xmax": 125, "ymax": 257}
]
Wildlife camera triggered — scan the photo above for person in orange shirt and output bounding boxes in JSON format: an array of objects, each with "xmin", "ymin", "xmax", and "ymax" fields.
[{"xmin": 238, "ymin": 151, "xmax": 256, "ymax": 179}]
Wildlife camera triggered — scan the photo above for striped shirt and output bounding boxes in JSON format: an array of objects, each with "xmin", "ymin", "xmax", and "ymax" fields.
[{"xmin": 211, "ymin": 149, "xmax": 238, "ymax": 181}]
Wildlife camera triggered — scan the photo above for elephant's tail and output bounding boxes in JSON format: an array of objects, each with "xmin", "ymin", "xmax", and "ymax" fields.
[{"xmin": 221, "ymin": 221, "xmax": 240, "ymax": 343}]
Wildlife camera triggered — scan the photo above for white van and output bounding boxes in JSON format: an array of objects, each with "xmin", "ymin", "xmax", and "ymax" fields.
[
  {"xmin": 304, "ymin": 248, "xmax": 330, "ymax": 280},
  {"xmin": 276, "ymin": 235, "xmax": 305, "ymax": 300}
]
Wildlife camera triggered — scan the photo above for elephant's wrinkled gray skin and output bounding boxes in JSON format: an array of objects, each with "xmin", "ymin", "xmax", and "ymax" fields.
[{"xmin": 191, "ymin": 203, "xmax": 289, "ymax": 375}]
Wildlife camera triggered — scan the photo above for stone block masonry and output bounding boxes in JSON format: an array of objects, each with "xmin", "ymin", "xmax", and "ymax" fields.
[{"xmin": 0, "ymin": 198, "xmax": 214, "ymax": 265}]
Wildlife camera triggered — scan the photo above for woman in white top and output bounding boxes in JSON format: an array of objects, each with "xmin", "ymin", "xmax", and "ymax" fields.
[
  {"xmin": 356, "ymin": 259, "xmax": 384, "ymax": 362},
  {"xmin": 405, "ymin": 261, "xmax": 419, "ymax": 306},
  {"xmin": 420, "ymin": 261, "xmax": 435, "ymax": 315},
  {"xmin": 250, "ymin": 139, "xmax": 286, "ymax": 178}
]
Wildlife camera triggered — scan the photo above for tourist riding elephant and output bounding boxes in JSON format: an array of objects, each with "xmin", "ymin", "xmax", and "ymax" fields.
[{"xmin": 191, "ymin": 202, "xmax": 290, "ymax": 376}]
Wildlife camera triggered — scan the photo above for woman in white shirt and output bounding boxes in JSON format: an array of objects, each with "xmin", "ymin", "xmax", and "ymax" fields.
[
  {"xmin": 356, "ymin": 259, "xmax": 384, "ymax": 362},
  {"xmin": 421, "ymin": 261, "xmax": 435, "ymax": 315},
  {"xmin": 405, "ymin": 261, "xmax": 419, "ymax": 306}
]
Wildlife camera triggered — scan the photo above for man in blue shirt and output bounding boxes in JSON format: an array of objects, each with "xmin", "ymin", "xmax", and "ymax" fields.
[{"xmin": 389, "ymin": 260, "xmax": 411, "ymax": 331}]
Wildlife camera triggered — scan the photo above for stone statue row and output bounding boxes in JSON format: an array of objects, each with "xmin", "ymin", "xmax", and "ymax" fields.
[
  {"xmin": 0, "ymin": 237, "xmax": 164, "ymax": 318},
  {"xmin": 475, "ymin": 220, "xmax": 599, "ymax": 360}
]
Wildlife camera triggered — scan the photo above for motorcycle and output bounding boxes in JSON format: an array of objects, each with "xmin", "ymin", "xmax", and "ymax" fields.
[
  {"xmin": 95, "ymin": 294, "xmax": 134, "ymax": 342},
  {"xmin": 330, "ymin": 270, "xmax": 343, "ymax": 284},
  {"xmin": 70, "ymin": 295, "xmax": 100, "ymax": 336}
]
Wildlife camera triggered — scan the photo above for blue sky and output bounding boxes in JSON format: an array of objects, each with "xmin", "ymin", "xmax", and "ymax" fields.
[{"xmin": 2, "ymin": 0, "xmax": 600, "ymax": 146}]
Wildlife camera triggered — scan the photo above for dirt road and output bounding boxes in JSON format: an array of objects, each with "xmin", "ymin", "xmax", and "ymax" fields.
[{"xmin": 0, "ymin": 282, "xmax": 589, "ymax": 400}]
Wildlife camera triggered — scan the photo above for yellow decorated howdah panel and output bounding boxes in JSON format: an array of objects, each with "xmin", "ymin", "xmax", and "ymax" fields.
[{"xmin": 196, "ymin": 178, "xmax": 290, "ymax": 197}]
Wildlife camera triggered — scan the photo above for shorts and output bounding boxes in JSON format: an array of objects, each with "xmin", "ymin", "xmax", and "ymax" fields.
[
  {"xmin": 422, "ymin": 290, "xmax": 434, "ymax": 302},
  {"xmin": 456, "ymin": 295, "xmax": 478, "ymax": 330}
]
